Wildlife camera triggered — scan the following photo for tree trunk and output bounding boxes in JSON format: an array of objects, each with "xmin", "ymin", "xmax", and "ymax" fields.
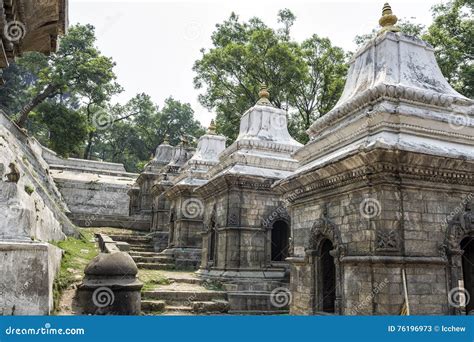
[
  {"xmin": 16, "ymin": 84, "xmax": 58, "ymax": 127},
  {"xmin": 83, "ymin": 131, "xmax": 95, "ymax": 159}
]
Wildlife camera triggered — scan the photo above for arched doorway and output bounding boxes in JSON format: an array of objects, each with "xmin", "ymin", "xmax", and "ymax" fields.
[
  {"xmin": 320, "ymin": 239, "xmax": 336, "ymax": 313},
  {"xmin": 461, "ymin": 237, "xmax": 474, "ymax": 314},
  {"xmin": 271, "ymin": 220, "xmax": 290, "ymax": 261},
  {"xmin": 208, "ymin": 218, "xmax": 217, "ymax": 262}
]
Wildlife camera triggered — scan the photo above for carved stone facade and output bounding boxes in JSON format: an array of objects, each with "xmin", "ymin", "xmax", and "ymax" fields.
[{"xmin": 275, "ymin": 16, "xmax": 474, "ymax": 315}]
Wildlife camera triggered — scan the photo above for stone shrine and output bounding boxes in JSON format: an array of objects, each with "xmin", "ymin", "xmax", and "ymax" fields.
[
  {"xmin": 274, "ymin": 4, "xmax": 474, "ymax": 315},
  {"xmin": 149, "ymin": 139, "xmax": 195, "ymax": 251},
  {"xmin": 161, "ymin": 121, "xmax": 226, "ymax": 269},
  {"xmin": 195, "ymin": 86, "xmax": 302, "ymax": 313}
]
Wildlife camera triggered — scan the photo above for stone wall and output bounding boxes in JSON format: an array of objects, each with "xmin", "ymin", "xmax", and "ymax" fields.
[
  {"xmin": 0, "ymin": 110, "xmax": 78, "ymax": 315},
  {"xmin": 43, "ymin": 147, "xmax": 149, "ymax": 229}
]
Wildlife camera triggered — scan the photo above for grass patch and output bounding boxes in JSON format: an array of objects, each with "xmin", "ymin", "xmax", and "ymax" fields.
[
  {"xmin": 24, "ymin": 184, "xmax": 34, "ymax": 195},
  {"xmin": 139, "ymin": 269, "xmax": 171, "ymax": 291},
  {"xmin": 51, "ymin": 230, "xmax": 99, "ymax": 313},
  {"xmin": 202, "ymin": 279, "xmax": 225, "ymax": 291}
]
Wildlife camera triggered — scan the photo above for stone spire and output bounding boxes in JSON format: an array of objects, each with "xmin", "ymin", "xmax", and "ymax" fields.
[
  {"xmin": 203, "ymin": 82, "xmax": 302, "ymax": 182},
  {"xmin": 378, "ymin": 3, "xmax": 400, "ymax": 34},
  {"xmin": 293, "ymin": 3, "xmax": 473, "ymax": 173},
  {"xmin": 144, "ymin": 134, "xmax": 174, "ymax": 172},
  {"xmin": 256, "ymin": 84, "xmax": 272, "ymax": 106},
  {"xmin": 170, "ymin": 128, "xmax": 226, "ymax": 187}
]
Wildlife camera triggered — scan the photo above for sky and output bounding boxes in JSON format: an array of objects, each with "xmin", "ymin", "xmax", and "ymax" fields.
[{"xmin": 69, "ymin": 0, "xmax": 442, "ymax": 127}]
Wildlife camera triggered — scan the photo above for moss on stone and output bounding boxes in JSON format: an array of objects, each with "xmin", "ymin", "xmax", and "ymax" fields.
[{"xmin": 24, "ymin": 184, "xmax": 35, "ymax": 195}]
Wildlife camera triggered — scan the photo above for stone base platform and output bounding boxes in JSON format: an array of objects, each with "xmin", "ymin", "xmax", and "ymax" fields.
[
  {"xmin": 197, "ymin": 268, "xmax": 290, "ymax": 314},
  {"xmin": 0, "ymin": 241, "xmax": 62, "ymax": 315}
]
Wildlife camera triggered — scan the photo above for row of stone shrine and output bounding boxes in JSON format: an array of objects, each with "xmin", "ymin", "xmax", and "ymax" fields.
[{"xmin": 127, "ymin": 3, "xmax": 474, "ymax": 315}]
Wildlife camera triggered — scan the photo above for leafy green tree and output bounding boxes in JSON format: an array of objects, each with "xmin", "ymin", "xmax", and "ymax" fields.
[
  {"xmin": 290, "ymin": 35, "xmax": 347, "ymax": 142},
  {"xmin": 93, "ymin": 96, "xmax": 204, "ymax": 172},
  {"xmin": 194, "ymin": 11, "xmax": 347, "ymax": 143},
  {"xmin": 193, "ymin": 12, "xmax": 307, "ymax": 141},
  {"xmin": 30, "ymin": 102, "xmax": 88, "ymax": 157},
  {"xmin": 15, "ymin": 24, "xmax": 121, "ymax": 128},
  {"xmin": 424, "ymin": 0, "xmax": 473, "ymax": 98}
]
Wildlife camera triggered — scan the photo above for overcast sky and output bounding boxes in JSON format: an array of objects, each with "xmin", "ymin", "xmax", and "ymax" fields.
[{"xmin": 69, "ymin": 0, "xmax": 442, "ymax": 127}]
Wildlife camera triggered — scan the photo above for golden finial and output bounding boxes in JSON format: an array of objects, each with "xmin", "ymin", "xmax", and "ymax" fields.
[
  {"xmin": 378, "ymin": 3, "xmax": 400, "ymax": 34},
  {"xmin": 208, "ymin": 119, "xmax": 216, "ymax": 135},
  {"xmin": 257, "ymin": 84, "xmax": 271, "ymax": 105},
  {"xmin": 163, "ymin": 134, "xmax": 170, "ymax": 145}
]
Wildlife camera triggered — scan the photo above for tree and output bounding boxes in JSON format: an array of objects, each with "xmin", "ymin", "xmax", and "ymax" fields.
[
  {"xmin": 193, "ymin": 11, "xmax": 347, "ymax": 142},
  {"xmin": 30, "ymin": 102, "xmax": 88, "ymax": 158},
  {"xmin": 289, "ymin": 35, "xmax": 347, "ymax": 142},
  {"xmin": 93, "ymin": 96, "xmax": 205, "ymax": 172},
  {"xmin": 15, "ymin": 24, "xmax": 121, "ymax": 127},
  {"xmin": 194, "ymin": 13, "xmax": 307, "ymax": 141},
  {"xmin": 277, "ymin": 8, "xmax": 296, "ymax": 41},
  {"xmin": 424, "ymin": 0, "xmax": 473, "ymax": 98}
]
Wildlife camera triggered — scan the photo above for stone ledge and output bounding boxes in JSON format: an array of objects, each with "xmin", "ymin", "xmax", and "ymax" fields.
[{"xmin": 340, "ymin": 255, "xmax": 447, "ymax": 265}]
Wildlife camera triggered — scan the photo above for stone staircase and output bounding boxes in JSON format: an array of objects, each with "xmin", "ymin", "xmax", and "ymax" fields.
[
  {"xmin": 100, "ymin": 229, "xmax": 230, "ymax": 315},
  {"xmin": 108, "ymin": 232, "xmax": 176, "ymax": 270},
  {"xmin": 141, "ymin": 275, "xmax": 229, "ymax": 315}
]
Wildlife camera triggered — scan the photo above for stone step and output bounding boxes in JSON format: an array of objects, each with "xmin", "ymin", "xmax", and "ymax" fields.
[
  {"xmin": 168, "ymin": 276, "xmax": 201, "ymax": 285},
  {"xmin": 109, "ymin": 235, "xmax": 151, "ymax": 243},
  {"xmin": 141, "ymin": 300, "xmax": 166, "ymax": 312},
  {"xmin": 132, "ymin": 256, "xmax": 174, "ymax": 264},
  {"xmin": 142, "ymin": 290, "xmax": 226, "ymax": 303},
  {"xmin": 136, "ymin": 262, "xmax": 175, "ymax": 270},
  {"xmin": 127, "ymin": 241, "xmax": 154, "ymax": 248},
  {"xmin": 129, "ymin": 251, "xmax": 161, "ymax": 257},
  {"xmin": 165, "ymin": 305, "xmax": 193, "ymax": 313},
  {"xmin": 191, "ymin": 300, "xmax": 230, "ymax": 313},
  {"xmin": 130, "ymin": 246, "xmax": 155, "ymax": 252}
]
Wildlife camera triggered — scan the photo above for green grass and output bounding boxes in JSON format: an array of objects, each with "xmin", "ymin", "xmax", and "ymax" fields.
[
  {"xmin": 51, "ymin": 230, "xmax": 99, "ymax": 312},
  {"xmin": 24, "ymin": 184, "xmax": 34, "ymax": 195},
  {"xmin": 138, "ymin": 269, "xmax": 171, "ymax": 291},
  {"xmin": 202, "ymin": 279, "xmax": 225, "ymax": 291}
]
